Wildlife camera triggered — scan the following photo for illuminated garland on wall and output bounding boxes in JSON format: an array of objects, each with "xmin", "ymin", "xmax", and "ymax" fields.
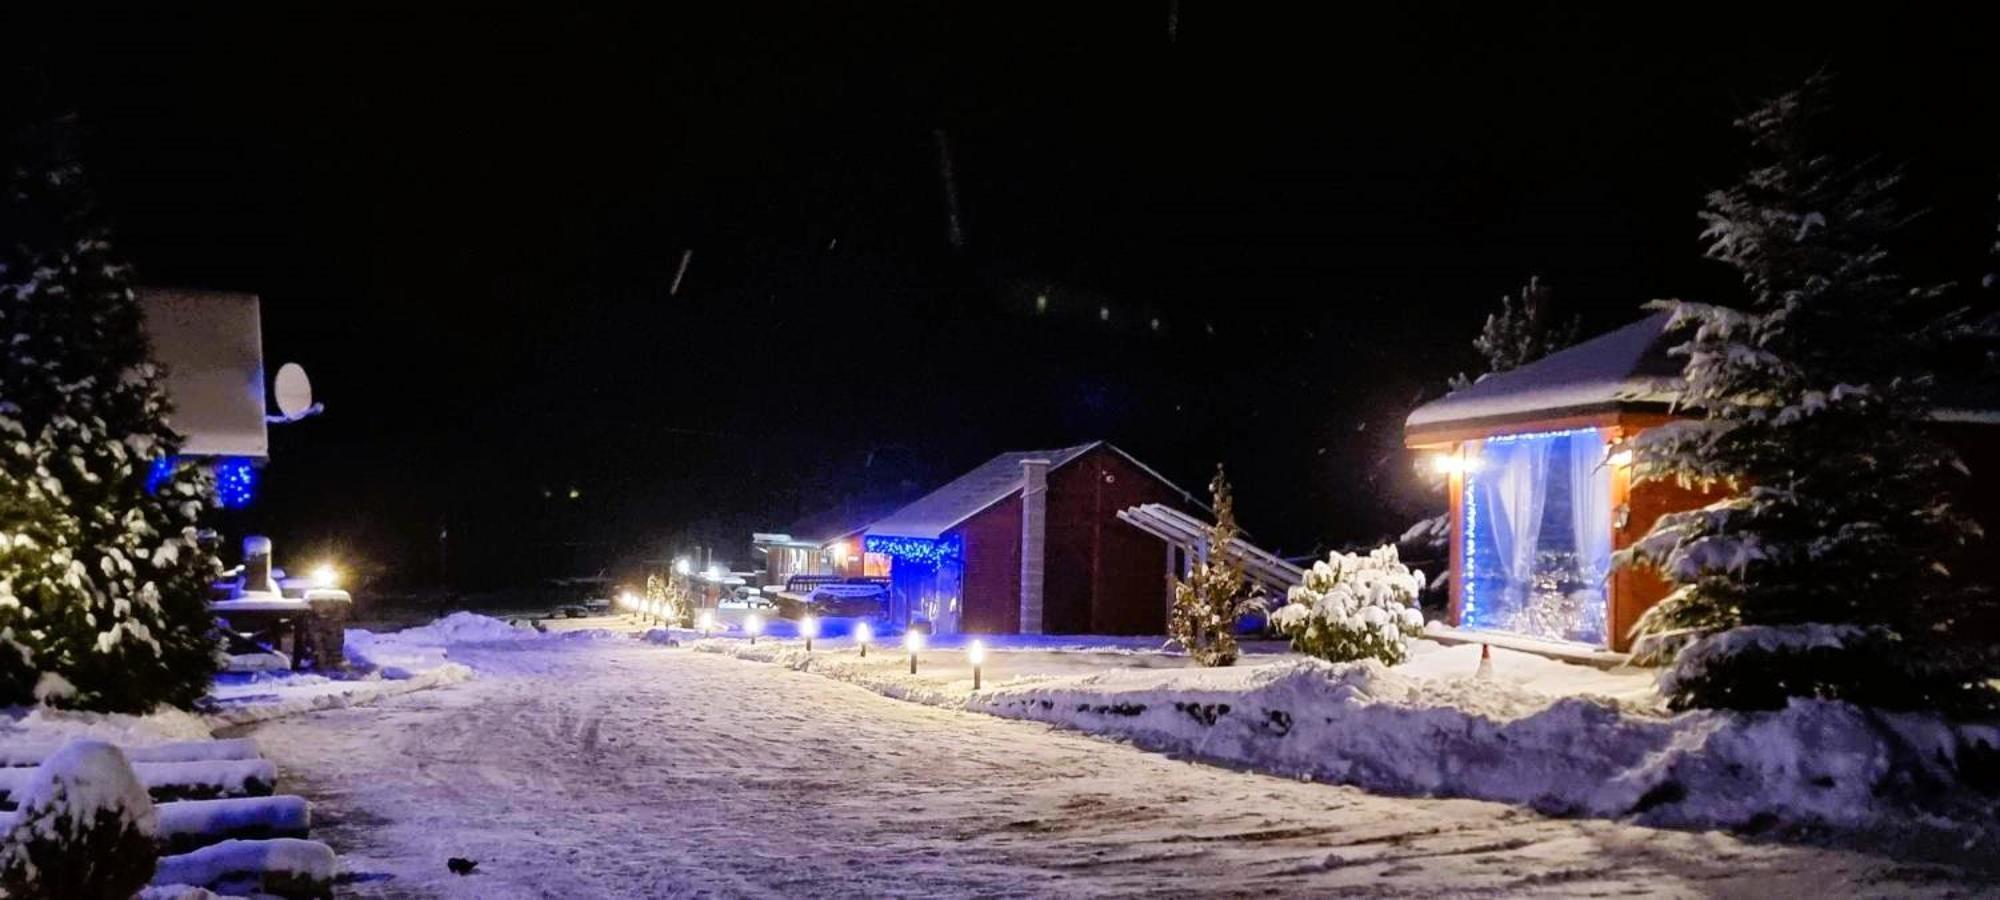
[
  {"xmin": 215, "ymin": 458, "xmax": 259, "ymax": 509},
  {"xmin": 863, "ymin": 534, "xmax": 963, "ymax": 569},
  {"xmin": 146, "ymin": 455, "xmax": 260, "ymax": 509}
]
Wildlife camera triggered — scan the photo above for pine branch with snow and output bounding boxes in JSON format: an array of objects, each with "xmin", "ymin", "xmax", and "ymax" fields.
[{"xmin": 1620, "ymin": 77, "xmax": 1996, "ymax": 714}]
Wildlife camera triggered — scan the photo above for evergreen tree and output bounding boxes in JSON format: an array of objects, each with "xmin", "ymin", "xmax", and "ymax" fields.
[
  {"xmin": 1623, "ymin": 78, "xmax": 1995, "ymax": 713},
  {"xmin": 1447, "ymin": 276, "xmax": 1580, "ymax": 391},
  {"xmin": 1168, "ymin": 465, "xmax": 1259, "ymax": 667},
  {"xmin": 0, "ymin": 115, "xmax": 222, "ymax": 712}
]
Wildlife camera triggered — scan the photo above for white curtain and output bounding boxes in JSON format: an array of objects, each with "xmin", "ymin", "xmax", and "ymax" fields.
[
  {"xmin": 1567, "ymin": 431, "xmax": 1614, "ymax": 589},
  {"xmin": 1479, "ymin": 437, "xmax": 1551, "ymax": 618}
]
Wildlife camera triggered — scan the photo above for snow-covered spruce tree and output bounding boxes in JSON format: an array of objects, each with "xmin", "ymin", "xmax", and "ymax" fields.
[
  {"xmin": 1623, "ymin": 78, "xmax": 1995, "ymax": 713},
  {"xmin": 1168, "ymin": 465, "xmax": 1261, "ymax": 667},
  {"xmin": 0, "ymin": 115, "xmax": 222, "ymax": 712}
]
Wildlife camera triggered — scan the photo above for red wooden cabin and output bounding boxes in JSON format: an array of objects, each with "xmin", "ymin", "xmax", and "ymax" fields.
[
  {"xmin": 860, "ymin": 442, "xmax": 1202, "ymax": 635},
  {"xmin": 1406, "ymin": 313, "xmax": 1998, "ymax": 654}
]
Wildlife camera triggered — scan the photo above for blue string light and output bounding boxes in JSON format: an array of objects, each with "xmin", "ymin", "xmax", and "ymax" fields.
[
  {"xmin": 145, "ymin": 457, "xmax": 177, "ymax": 494},
  {"xmin": 213, "ymin": 457, "xmax": 259, "ymax": 509},
  {"xmin": 863, "ymin": 534, "xmax": 962, "ymax": 569},
  {"xmin": 146, "ymin": 455, "xmax": 261, "ymax": 508},
  {"xmin": 1459, "ymin": 426, "xmax": 1604, "ymax": 632}
]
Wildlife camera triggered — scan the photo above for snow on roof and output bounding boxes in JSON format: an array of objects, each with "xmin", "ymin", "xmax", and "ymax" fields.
[
  {"xmin": 863, "ymin": 443, "xmax": 1102, "ymax": 540},
  {"xmin": 783, "ymin": 498, "xmax": 913, "ymax": 547},
  {"xmin": 140, "ymin": 288, "xmax": 269, "ymax": 458},
  {"xmin": 863, "ymin": 441, "xmax": 1199, "ymax": 541},
  {"xmin": 1406, "ymin": 312, "xmax": 1683, "ymax": 438}
]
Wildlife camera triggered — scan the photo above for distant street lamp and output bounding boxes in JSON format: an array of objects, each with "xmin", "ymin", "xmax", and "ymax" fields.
[
  {"xmin": 745, "ymin": 613, "xmax": 764, "ymax": 645},
  {"xmin": 801, "ymin": 615, "xmax": 819, "ymax": 653},
  {"xmin": 968, "ymin": 639, "xmax": 986, "ymax": 690},
  {"xmin": 905, "ymin": 630, "xmax": 924, "ymax": 675},
  {"xmin": 675, "ymin": 558, "xmax": 692, "ymax": 576},
  {"xmin": 855, "ymin": 622, "xmax": 872, "ymax": 658}
]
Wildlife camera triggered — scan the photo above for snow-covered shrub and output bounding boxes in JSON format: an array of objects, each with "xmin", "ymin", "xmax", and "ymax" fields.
[
  {"xmin": 0, "ymin": 740, "xmax": 159, "ymax": 899},
  {"xmin": 1269, "ymin": 545, "xmax": 1426, "ymax": 666}
]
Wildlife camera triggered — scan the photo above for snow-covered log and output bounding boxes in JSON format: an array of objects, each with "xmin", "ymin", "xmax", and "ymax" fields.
[
  {"xmin": 152, "ymin": 838, "xmax": 337, "ymax": 899},
  {"xmin": 0, "ymin": 738, "xmax": 262, "ymax": 769},
  {"xmin": 155, "ymin": 795, "xmax": 312, "ymax": 854},
  {"xmin": 0, "ymin": 758, "xmax": 276, "ymax": 809}
]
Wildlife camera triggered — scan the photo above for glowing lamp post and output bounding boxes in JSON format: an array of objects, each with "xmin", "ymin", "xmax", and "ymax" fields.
[
  {"xmin": 855, "ymin": 622, "xmax": 872, "ymax": 658},
  {"xmin": 905, "ymin": 629, "xmax": 924, "ymax": 675},
  {"xmin": 674, "ymin": 558, "xmax": 692, "ymax": 576},
  {"xmin": 968, "ymin": 639, "xmax": 986, "ymax": 690},
  {"xmin": 697, "ymin": 610, "xmax": 715, "ymax": 637},
  {"xmin": 801, "ymin": 615, "xmax": 819, "ymax": 653},
  {"xmin": 745, "ymin": 613, "xmax": 764, "ymax": 645}
]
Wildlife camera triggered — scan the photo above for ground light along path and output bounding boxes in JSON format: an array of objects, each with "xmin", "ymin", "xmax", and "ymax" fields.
[{"xmin": 240, "ymin": 638, "xmax": 1970, "ymax": 898}]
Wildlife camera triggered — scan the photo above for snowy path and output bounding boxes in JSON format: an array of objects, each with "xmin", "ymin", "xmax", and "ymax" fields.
[{"xmin": 240, "ymin": 638, "xmax": 1978, "ymax": 898}]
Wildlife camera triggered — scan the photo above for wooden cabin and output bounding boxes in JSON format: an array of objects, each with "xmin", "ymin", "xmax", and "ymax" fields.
[
  {"xmin": 859, "ymin": 442, "xmax": 1201, "ymax": 635},
  {"xmin": 1406, "ymin": 312, "xmax": 2000, "ymax": 654}
]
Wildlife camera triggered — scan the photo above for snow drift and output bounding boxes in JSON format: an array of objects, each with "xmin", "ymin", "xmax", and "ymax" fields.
[{"xmin": 692, "ymin": 637, "xmax": 1999, "ymax": 846}]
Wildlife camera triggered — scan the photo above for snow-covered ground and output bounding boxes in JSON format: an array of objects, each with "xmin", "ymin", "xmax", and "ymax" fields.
[
  {"xmin": 683, "ymin": 625, "xmax": 1998, "ymax": 852},
  {"xmin": 237, "ymin": 626, "xmax": 1994, "ymax": 897},
  {"xmin": 199, "ymin": 612, "xmax": 541, "ymax": 727}
]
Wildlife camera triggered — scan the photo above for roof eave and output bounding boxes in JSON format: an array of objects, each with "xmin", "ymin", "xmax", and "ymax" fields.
[{"xmin": 1404, "ymin": 401, "xmax": 1678, "ymax": 448}]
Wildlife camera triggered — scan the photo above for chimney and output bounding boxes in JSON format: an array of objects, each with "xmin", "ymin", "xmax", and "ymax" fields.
[{"xmin": 1018, "ymin": 458, "xmax": 1051, "ymax": 634}]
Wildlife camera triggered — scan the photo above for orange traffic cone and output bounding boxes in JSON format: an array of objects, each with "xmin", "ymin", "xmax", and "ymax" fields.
[{"xmin": 1475, "ymin": 643, "xmax": 1494, "ymax": 680}]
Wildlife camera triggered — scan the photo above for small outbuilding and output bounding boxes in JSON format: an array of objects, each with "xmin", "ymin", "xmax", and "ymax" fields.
[
  {"xmin": 859, "ymin": 442, "xmax": 1201, "ymax": 635},
  {"xmin": 1406, "ymin": 312, "xmax": 2000, "ymax": 654}
]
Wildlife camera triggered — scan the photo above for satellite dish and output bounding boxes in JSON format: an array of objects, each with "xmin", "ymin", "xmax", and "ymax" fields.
[{"xmin": 273, "ymin": 363, "xmax": 317, "ymax": 421}]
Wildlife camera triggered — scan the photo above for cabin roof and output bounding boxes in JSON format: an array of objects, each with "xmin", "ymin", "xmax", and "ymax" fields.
[
  {"xmin": 864, "ymin": 441, "xmax": 1195, "ymax": 540},
  {"xmin": 1406, "ymin": 312, "xmax": 1681, "ymax": 441}
]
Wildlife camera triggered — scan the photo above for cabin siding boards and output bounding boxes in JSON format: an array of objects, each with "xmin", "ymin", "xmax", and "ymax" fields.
[{"xmin": 880, "ymin": 443, "xmax": 1197, "ymax": 635}]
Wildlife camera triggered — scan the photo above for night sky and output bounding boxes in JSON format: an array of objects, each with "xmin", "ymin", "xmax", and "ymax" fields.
[{"xmin": 11, "ymin": 4, "xmax": 1999, "ymax": 590}]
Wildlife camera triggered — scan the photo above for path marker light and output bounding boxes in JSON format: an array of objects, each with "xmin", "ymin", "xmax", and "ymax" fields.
[
  {"xmin": 745, "ymin": 613, "xmax": 764, "ymax": 645},
  {"xmin": 968, "ymin": 639, "xmax": 986, "ymax": 690},
  {"xmin": 855, "ymin": 622, "xmax": 872, "ymax": 658},
  {"xmin": 697, "ymin": 610, "xmax": 715, "ymax": 637},
  {"xmin": 801, "ymin": 615, "xmax": 819, "ymax": 653},
  {"xmin": 905, "ymin": 629, "xmax": 924, "ymax": 675},
  {"xmin": 311, "ymin": 563, "xmax": 339, "ymax": 589}
]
